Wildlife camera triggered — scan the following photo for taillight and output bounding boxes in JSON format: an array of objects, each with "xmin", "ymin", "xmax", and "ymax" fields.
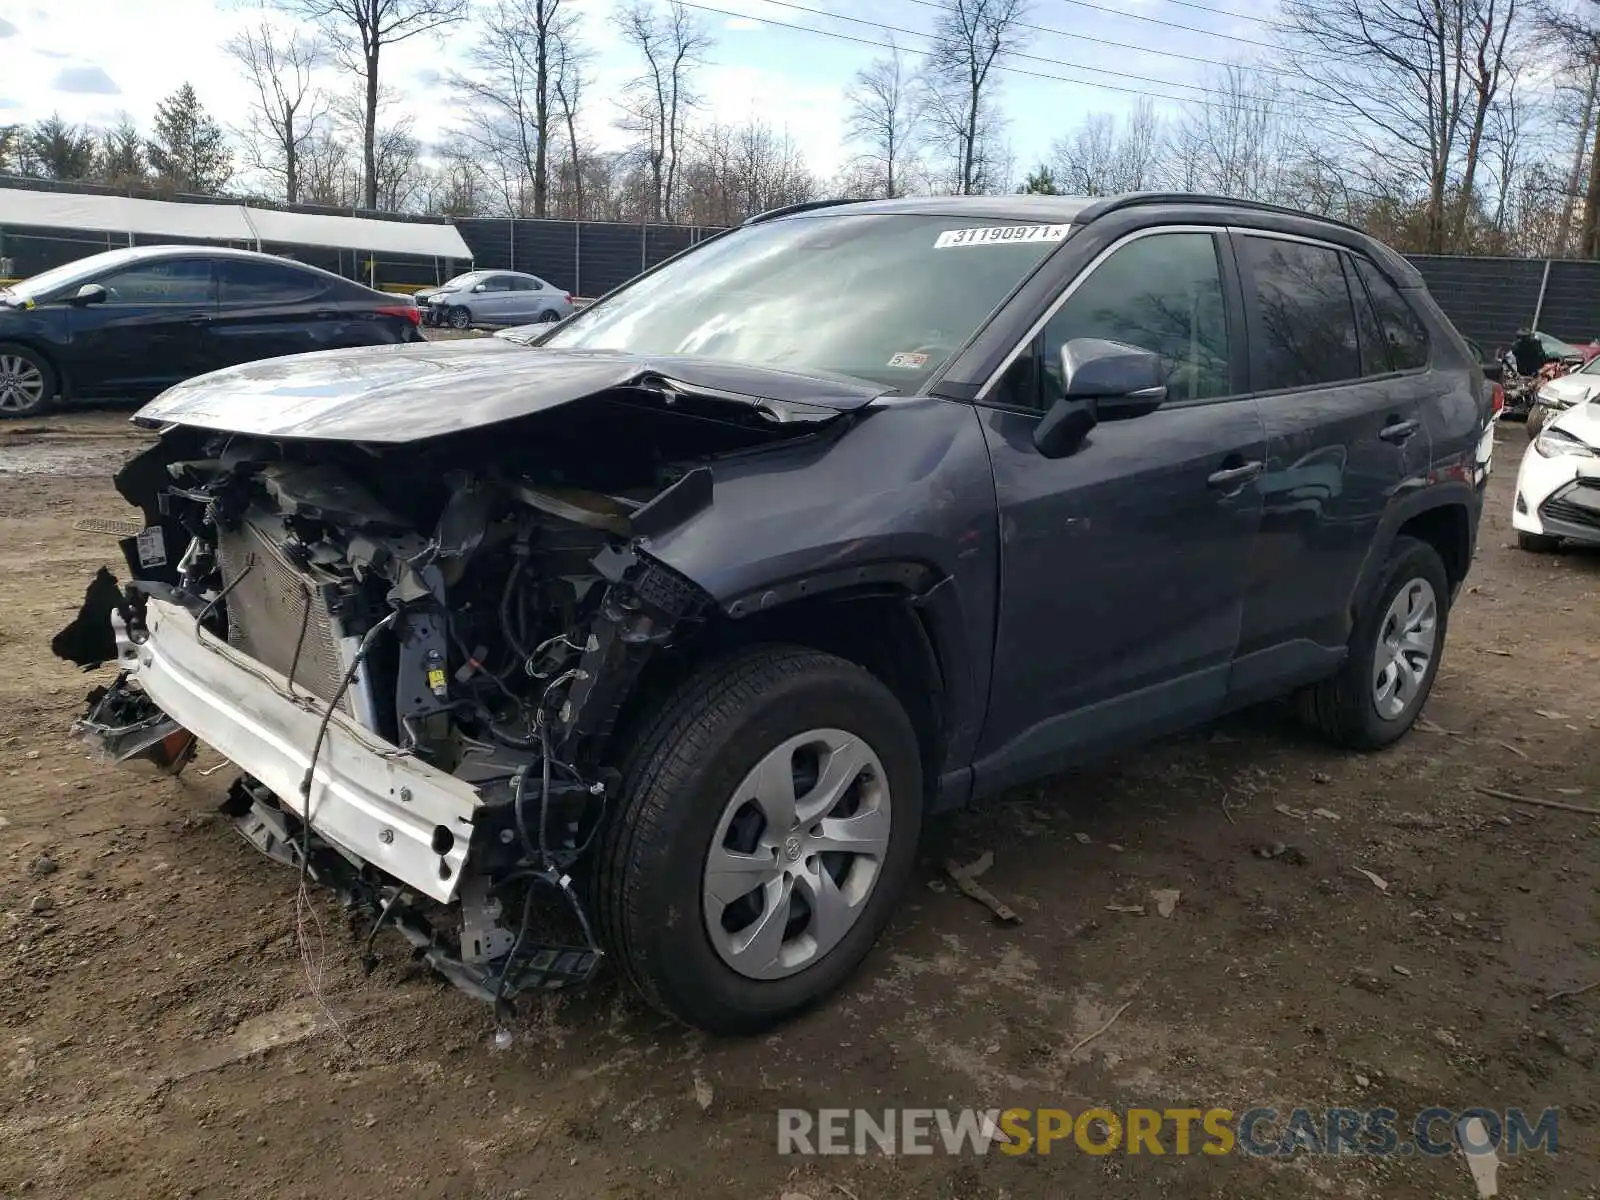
[
  {"xmin": 564, "ymin": 293, "xmax": 573, "ymax": 305},
  {"xmin": 1491, "ymin": 381, "xmax": 1505, "ymax": 417},
  {"xmin": 377, "ymin": 304, "xmax": 422, "ymax": 326}
]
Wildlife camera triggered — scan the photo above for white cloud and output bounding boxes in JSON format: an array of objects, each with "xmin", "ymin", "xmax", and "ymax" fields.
[{"xmin": 51, "ymin": 65, "xmax": 120, "ymax": 95}]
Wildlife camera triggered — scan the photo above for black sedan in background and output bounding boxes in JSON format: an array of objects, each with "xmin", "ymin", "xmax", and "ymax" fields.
[{"xmin": 0, "ymin": 246, "xmax": 424, "ymax": 416}]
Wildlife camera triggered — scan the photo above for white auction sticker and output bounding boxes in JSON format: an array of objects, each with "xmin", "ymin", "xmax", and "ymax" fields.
[
  {"xmin": 934, "ymin": 224, "xmax": 1069, "ymax": 249},
  {"xmin": 135, "ymin": 525, "xmax": 167, "ymax": 568}
]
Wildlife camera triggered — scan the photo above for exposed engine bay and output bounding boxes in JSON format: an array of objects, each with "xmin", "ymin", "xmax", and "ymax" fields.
[{"xmin": 53, "ymin": 382, "xmax": 835, "ymax": 1004}]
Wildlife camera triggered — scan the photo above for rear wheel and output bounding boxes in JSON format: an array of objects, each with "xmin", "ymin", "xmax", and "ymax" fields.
[
  {"xmin": 595, "ymin": 645, "xmax": 922, "ymax": 1034},
  {"xmin": 447, "ymin": 305, "xmax": 472, "ymax": 330},
  {"xmin": 537, "ymin": 308, "xmax": 561, "ymax": 323},
  {"xmin": 1298, "ymin": 536, "xmax": 1450, "ymax": 749},
  {"xmin": 0, "ymin": 344, "xmax": 56, "ymax": 418},
  {"xmin": 1517, "ymin": 529, "xmax": 1561, "ymax": 553}
]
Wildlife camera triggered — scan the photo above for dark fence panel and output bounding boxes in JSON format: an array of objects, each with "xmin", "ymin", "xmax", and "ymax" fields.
[
  {"xmin": 1404, "ymin": 255, "xmax": 1551, "ymax": 350},
  {"xmin": 452, "ymin": 217, "xmax": 719, "ymax": 297}
]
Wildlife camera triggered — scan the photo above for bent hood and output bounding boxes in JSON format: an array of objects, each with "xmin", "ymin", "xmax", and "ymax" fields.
[
  {"xmin": 1539, "ymin": 372, "xmax": 1600, "ymax": 407},
  {"xmin": 134, "ymin": 340, "xmax": 889, "ymax": 444},
  {"xmin": 1550, "ymin": 397, "xmax": 1600, "ymax": 447}
]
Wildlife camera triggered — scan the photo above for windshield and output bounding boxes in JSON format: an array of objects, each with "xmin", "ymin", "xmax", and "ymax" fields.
[
  {"xmin": 541, "ymin": 213, "xmax": 1071, "ymax": 391},
  {"xmin": 4, "ymin": 248, "xmax": 149, "ymax": 303},
  {"xmin": 441, "ymin": 272, "xmax": 482, "ymax": 289},
  {"xmin": 1539, "ymin": 332, "xmax": 1581, "ymax": 358}
]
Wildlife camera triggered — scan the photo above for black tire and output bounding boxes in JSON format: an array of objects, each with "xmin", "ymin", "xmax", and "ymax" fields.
[
  {"xmin": 537, "ymin": 308, "xmax": 561, "ymax": 324},
  {"xmin": 594, "ymin": 645, "xmax": 923, "ymax": 1034},
  {"xmin": 447, "ymin": 305, "xmax": 472, "ymax": 330},
  {"xmin": 1298, "ymin": 536, "xmax": 1450, "ymax": 750},
  {"xmin": 1517, "ymin": 529, "xmax": 1561, "ymax": 553},
  {"xmin": 1526, "ymin": 404, "xmax": 1548, "ymax": 438},
  {"xmin": 0, "ymin": 343, "xmax": 58, "ymax": 418}
]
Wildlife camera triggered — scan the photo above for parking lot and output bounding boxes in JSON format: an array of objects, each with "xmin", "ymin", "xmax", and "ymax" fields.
[{"xmin": 0, "ymin": 413, "xmax": 1596, "ymax": 1199}]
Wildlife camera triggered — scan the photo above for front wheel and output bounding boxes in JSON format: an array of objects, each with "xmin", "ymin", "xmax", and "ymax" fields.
[
  {"xmin": 0, "ymin": 344, "xmax": 57, "ymax": 418},
  {"xmin": 447, "ymin": 305, "xmax": 472, "ymax": 330},
  {"xmin": 1298, "ymin": 536, "xmax": 1450, "ymax": 749},
  {"xmin": 1527, "ymin": 404, "xmax": 1550, "ymax": 438},
  {"xmin": 595, "ymin": 646, "xmax": 922, "ymax": 1034}
]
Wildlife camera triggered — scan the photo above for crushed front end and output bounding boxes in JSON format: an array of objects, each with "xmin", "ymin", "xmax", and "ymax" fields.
[{"xmin": 50, "ymin": 391, "xmax": 785, "ymax": 1005}]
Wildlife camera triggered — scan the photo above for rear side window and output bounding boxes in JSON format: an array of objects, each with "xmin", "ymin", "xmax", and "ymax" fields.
[
  {"xmin": 1346, "ymin": 252, "xmax": 1392, "ymax": 375},
  {"xmin": 1239, "ymin": 236, "xmax": 1359, "ymax": 390},
  {"xmin": 217, "ymin": 259, "xmax": 325, "ymax": 305},
  {"xmin": 1353, "ymin": 257, "xmax": 1429, "ymax": 370}
]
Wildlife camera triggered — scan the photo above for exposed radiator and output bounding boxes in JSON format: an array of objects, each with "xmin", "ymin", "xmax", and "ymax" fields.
[{"xmin": 214, "ymin": 516, "xmax": 352, "ymax": 714}]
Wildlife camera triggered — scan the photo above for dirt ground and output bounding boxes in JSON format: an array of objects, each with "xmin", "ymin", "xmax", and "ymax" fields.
[{"xmin": 0, "ymin": 412, "xmax": 1596, "ymax": 1200}]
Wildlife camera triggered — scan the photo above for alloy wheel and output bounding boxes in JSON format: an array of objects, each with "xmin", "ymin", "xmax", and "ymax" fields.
[{"xmin": 0, "ymin": 355, "xmax": 46, "ymax": 414}]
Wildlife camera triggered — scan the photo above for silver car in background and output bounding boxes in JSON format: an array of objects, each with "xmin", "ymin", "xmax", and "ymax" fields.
[{"xmin": 421, "ymin": 270, "xmax": 574, "ymax": 330}]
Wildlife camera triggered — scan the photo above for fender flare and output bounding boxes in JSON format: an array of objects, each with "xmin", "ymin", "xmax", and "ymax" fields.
[
  {"xmin": 1351, "ymin": 481, "xmax": 1478, "ymax": 621},
  {"xmin": 720, "ymin": 560, "xmax": 985, "ymax": 809}
]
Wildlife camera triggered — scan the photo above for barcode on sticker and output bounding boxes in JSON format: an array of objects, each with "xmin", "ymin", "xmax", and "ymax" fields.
[
  {"xmin": 935, "ymin": 224, "xmax": 1069, "ymax": 249},
  {"xmin": 135, "ymin": 526, "xmax": 167, "ymax": 568}
]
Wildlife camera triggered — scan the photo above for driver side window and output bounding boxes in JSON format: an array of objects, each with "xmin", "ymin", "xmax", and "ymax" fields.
[
  {"xmin": 1002, "ymin": 232, "xmax": 1231, "ymax": 410},
  {"xmin": 95, "ymin": 259, "xmax": 213, "ymax": 306}
]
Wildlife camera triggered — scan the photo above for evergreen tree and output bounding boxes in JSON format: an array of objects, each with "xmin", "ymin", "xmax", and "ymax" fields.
[
  {"xmin": 22, "ymin": 115, "xmax": 96, "ymax": 180},
  {"xmin": 1019, "ymin": 164, "xmax": 1061, "ymax": 195},
  {"xmin": 98, "ymin": 115, "xmax": 149, "ymax": 190},
  {"xmin": 146, "ymin": 83, "xmax": 233, "ymax": 194}
]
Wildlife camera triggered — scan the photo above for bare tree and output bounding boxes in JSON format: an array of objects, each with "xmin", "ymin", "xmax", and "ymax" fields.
[
  {"xmin": 551, "ymin": 28, "xmax": 593, "ymax": 217},
  {"xmin": 227, "ymin": 21, "xmax": 327, "ymax": 204},
  {"xmin": 924, "ymin": 0, "xmax": 1030, "ymax": 195},
  {"xmin": 615, "ymin": 0, "xmax": 714, "ymax": 221},
  {"xmin": 373, "ymin": 120, "xmax": 423, "ymax": 210},
  {"xmin": 451, "ymin": 0, "xmax": 581, "ymax": 218},
  {"xmin": 678, "ymin": 118, "xmax": 818, "ymax": 225},
  {"xmin": 1051, "ymin": 102, "xmax": 1164, "ymax": 196},
  {"xmin": 299, "ymin": 126, "xmax": 358, "ymax": 205},
  {"xmin": 1452, "ymin": 0, "xmax": 1522, "ymax": 244},
  {"xmin": 846, "ymin": 43, "xmax": 924, "ymax": 198},
  {"xmin": 1167, "ymin": 67, "xmax": 1294, "ymax": 203},
  {"xmin": 271, "ymin": 0, "xmax": 468, "ymax": 209},
  {"xmin": 1281, "ymin": 0, "xmax": 1519, "ymax": 253}
]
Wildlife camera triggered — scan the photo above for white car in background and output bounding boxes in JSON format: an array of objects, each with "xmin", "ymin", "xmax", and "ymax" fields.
[{"xmin": 1513, "ymin": 398, "xmax": 1600, "ymax": 551}]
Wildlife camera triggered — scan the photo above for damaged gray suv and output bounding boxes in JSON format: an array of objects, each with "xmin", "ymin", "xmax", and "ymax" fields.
[{"xmin": 55, "ymin": 194, "xmax": 1492, "ymax": 1034}]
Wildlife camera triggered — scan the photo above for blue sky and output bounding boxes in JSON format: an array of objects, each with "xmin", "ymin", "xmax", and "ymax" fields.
[{"xmin": 0, "ymin": 0, "xmax": 1286, "ymax": 183}]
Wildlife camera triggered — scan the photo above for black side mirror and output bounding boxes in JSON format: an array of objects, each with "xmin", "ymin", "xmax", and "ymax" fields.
[
  {"xmin": 69, "ymin": 283, "xmax": 108, "ymax": 307},
  {"xmin": 1032, "ymin": 338, "xmax": 1167, "ymax": 458}
]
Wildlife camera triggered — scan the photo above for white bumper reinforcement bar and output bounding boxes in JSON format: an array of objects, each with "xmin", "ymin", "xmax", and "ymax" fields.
[{"xmin": 123, "ymin": 598, "xmax": 480, "ymax": 903}]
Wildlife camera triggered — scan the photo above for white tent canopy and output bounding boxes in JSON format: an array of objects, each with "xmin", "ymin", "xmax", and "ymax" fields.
[
  {"xmin": 0, "ymin": 186, "xmax": 254, "ymax": 242},
  {"xmin": 0, "ymin": 186, "xmax": 470, "ymax": 261},
  {"xmin": 242, "ymin": 206, "xmax": 470, "ymax": 259}
]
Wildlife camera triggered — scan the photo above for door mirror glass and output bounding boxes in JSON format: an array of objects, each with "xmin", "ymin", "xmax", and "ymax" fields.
[
  {"xmin": 1034, "ymin": 338, "xmax": 1166, "ymax": 458},
  {"xmin": 70, "ymin": 283, "xmax": 108, "ymax": 307},
  {"xmin": 471, "ymin": 282, "xmax": 487, "ymax": 293}
]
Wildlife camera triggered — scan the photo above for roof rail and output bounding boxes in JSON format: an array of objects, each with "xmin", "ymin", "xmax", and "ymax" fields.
[
  {"xmin": 1073, "ymin": 192, "xmax": 1368, "ymax": 237},
  {"xmin": 743, "ymin": 197, "xmax": 869, "ymax": 225}
]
